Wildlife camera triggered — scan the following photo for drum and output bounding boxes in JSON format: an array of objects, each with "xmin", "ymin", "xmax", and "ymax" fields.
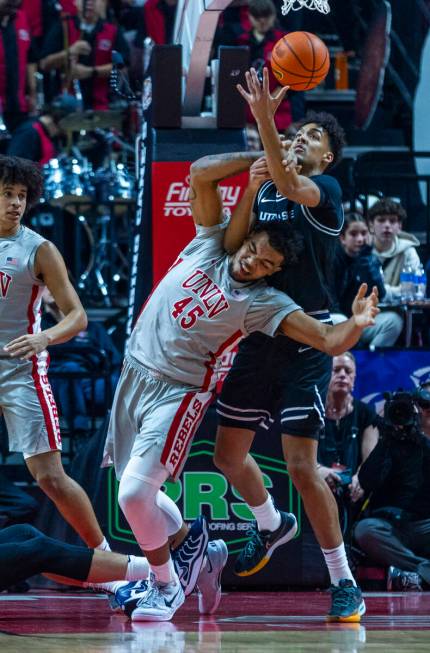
[
  {"xmin": 42, "ymin": 157, "xmax": 95, "ymax": 209},
  {"xmin": 26, "ymin": 202, "xmax": 94, "ymax": 288},
  {"xmin": 94, "ymin": 163, "xmax": 135, "ymax": 203}
]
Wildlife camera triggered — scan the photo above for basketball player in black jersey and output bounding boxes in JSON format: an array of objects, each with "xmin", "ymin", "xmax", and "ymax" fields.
[{"xmin": 196, "ymin": 68, "xmax": 364, "ymax": 622}]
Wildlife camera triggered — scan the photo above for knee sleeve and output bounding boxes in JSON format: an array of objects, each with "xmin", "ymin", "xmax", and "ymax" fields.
[
  {"xmin": 118, "ymin": 456, "xmax": 170, "ymax": 552},
  {"xmin": 156, "ymin": 489, "xmax": 183, "ymax": 536}
]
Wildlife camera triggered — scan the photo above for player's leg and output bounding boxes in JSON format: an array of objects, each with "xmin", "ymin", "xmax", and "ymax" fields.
[
  {"xmin": 25, "ymin": 450, "xmax": 105, "ymax": 548},
  {"xmin": 2, "ymin": 362, "xmax": 107, "ymax": 549},
  {"xmin": 283, "ymin": 434, "xmax": 365, "ymax": 622}
]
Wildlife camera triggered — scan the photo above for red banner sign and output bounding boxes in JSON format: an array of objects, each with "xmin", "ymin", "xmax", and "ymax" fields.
[{"xmin": 151, "ymin": 161, "xmax": 249, "ymax": 284}]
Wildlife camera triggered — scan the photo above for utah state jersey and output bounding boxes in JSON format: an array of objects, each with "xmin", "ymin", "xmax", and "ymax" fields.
[{"xmin": 255, "ymin": 174, "xmax": 343, "ymax": 313}]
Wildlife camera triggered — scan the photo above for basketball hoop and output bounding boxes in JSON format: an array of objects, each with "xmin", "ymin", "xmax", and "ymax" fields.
[{"xmin": 281, "ymin": 0, "xmax": 330, "ymax": 15}]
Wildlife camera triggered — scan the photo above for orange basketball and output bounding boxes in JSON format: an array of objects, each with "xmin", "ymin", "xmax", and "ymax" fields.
[{"xmin": 271, "ymin": 31, "xmax": 330, "ymax": 91}]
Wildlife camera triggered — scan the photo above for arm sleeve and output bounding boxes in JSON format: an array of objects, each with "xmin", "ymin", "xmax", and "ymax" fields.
[
  {"xmin": 244, "ymin": 288, "xmax": 301, "ymax": 337},
  {"xmin": 301, "ymin": 175, "xmax": 344, "ymax": 236}
]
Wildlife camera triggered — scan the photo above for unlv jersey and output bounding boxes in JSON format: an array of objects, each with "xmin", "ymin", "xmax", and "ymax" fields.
[
  {"xmin": 128, "ymin": 222, "xmax": 300, "ymax": 390},
  {"xmin": 0, "ymin": 226, "xmax": 45, "ymax": 350},
  {"xmin": 255, "ymin": 175, "xmax": 344, "ymax": 313}
]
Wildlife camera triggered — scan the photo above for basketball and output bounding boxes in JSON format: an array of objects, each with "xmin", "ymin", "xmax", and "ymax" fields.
[{"xmin": 271, "ymin": 31, "xmax": 330, "ymax": 91}]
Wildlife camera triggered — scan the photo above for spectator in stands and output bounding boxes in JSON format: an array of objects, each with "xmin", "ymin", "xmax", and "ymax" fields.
[
  {"xmin": 133, "ymin": 0, "xmax": 178, "ymax": 48},
  {"xmin": 367, "ymin": 198, "xmax": 421, "ymax": 301},
  {"xmin": 42, "ymin": 288, "xmax": 121, "ymax": 435},
  {"xmin": 0, "ymin": 0, "xmax": 38, "ymax": 131},
  {"xmin": 224, "ymin": 0, "xmax": 304, "ymax": 131},
  {"xmin": 318, "ymin": 352, "xmax": 379, "ymax": 502},
  {"xmin": 330, "ymin": 212, "xmax": 403, "ymax": 348},
  {"xmin": 7, "ymin": 94, "xmax": 78, "ymax": 164},
  {"xmin": 40, "ymin": 0, "xmax": 130, "ymax": 110},
  {"xmin": 353, "ymin": 384, "xmax": 430, "ymax": 591}
]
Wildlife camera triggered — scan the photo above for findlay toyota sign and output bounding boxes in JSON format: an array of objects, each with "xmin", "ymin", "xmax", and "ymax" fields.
[{"xmin": 151, "ymin": 162, "xmax": 249, "ymax": 284}]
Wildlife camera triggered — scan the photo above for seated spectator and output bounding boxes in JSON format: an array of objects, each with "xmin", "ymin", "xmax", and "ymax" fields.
[
  {"xmin": 7, "ymin": 94, "xmax": 78, "ymax": 164},
  {"xmin": 330, "ymin": 213, "xmax": 403, "ymax": 348},
  {"xmin": 367, "ymin": 198, "xmax": 421, "ymax": 301},
  {"xmin": 42, "ymin": 289, "xmax": 121, "ymax": 435},
  {"xmin": 229, "ymin": 0, "xmax": 304, "ymax": 131},
  {"xmin": 40, "ymin": 0, "xmax": 130, "ymax": 110},
  {"xmin": 318, "ymin": 352, "xmax": 379, "ymax": 503},
  {"xmin": 353, "ymin": 385, "xmax": 430, "ymax": 591},
  {"xmin": 0, "ymin": 0, "xmax": 38, "ymax": 131}
]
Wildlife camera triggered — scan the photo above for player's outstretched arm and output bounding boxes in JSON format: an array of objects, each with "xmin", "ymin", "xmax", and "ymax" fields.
[
  {"xmin": 237, "ymin": 67, "xmax": 321, "ymax": 207},
  {"xmin": 189, "ymin": 152, "xmax": 261, "ymax": 227},
  {"xmin": 280, "ymin": 284, "xmax": 379, "ymax": 355},
  {"xmin": 3, "ymin": 242, "xmax": 87, "ymax": 360}
]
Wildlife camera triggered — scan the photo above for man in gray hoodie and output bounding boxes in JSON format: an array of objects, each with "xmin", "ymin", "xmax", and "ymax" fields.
[{"xmin": 368, "ymin": 198, "xmax": 421, "ymax": 301}]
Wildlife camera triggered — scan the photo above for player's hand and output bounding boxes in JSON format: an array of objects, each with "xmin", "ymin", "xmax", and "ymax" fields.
[
  {"xmin": 352, "ymin": 284, "xmax": 379, "ymax": 328},
  {"xmin": 282, "ymin": 149, "xmax": 302, "ymax": 176},
  {"xmin": 248, "ymin": 156, "xmax": 271, "ymax": 190},
  {"xmin": 4, "ymin": 333, "xmax": 50, "ymax": 360},
  {"xmin": 237, "ymin": 67, "xmax": 288, "ymax": 121}
]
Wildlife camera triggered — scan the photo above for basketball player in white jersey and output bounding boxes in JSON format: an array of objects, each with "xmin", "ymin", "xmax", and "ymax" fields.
[
  {"xmin": 0, "ymin": 155, "xmax": 111, "ymax": 554},
  {"xmin": 104, "ymin": 153, "xmax": 378, "ymax": 622}
]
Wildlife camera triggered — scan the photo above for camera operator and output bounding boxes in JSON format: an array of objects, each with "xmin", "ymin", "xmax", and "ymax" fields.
[
  {"xmin": 353, "ymin": 388, "xmax": 430, "ymax": 590},
  {"xmin": 318, "ymin": 352, "xmax": 379, "ymax": 502}
]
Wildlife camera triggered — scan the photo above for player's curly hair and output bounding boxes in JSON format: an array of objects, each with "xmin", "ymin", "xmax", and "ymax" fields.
[
  {"xmin": 251, "ymin": 221, "xmax": 304, "ymax": 266},
  {"xmin": 367, "ymin": 197, "xmax": 407, "ymax": 223},
  {"xmin": 296, "ymin": 111, "xmax": 346, "ymax": 169},
  {"xmin": 0, "ymin": 155, "xmax": 43, "ymax": 208}
]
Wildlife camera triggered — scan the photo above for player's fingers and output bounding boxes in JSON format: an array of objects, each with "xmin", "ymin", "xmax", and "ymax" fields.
[
  {"xmin": 236, "ymin": 84, "xmax": 251, "ymax": 101},
  {"xmin": 262, "ymin": 67, "xmax": 270, "ymax": 93},
  {"xmin": 356, "ymin": 283, "xmax": 368, "ymax": 299},
  {"xmin": 275, "ymin": 85, "xmax": 289, "ymax": 101}
]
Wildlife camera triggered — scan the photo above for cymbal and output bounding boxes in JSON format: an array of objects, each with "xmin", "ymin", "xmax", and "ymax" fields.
[{"xmin": 59, "ymin": 110, "xmax": 124, "ymax": 132}]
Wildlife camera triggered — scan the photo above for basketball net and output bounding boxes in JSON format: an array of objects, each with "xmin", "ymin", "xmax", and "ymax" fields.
[{"xmin": 281, "ymin": 0, "xmax": 330, "ymax": 15}]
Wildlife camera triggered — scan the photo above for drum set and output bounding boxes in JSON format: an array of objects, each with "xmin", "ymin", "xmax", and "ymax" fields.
[{"xmin": 33, "ymin": 110, "xmax": 136, "ymax": 307}]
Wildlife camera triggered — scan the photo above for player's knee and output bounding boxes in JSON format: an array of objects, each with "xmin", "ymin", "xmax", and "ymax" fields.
[
  {"xmin": 287, "ymin": 458, "xmax": 316, "ymax": 489},
  {"xmin": 35, "ymin": 469, "xmax": 67, "ymax": 498}
]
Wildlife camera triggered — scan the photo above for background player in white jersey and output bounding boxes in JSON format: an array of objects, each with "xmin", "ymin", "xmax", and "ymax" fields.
[
  {"xmin": 212, "ymin": 68, "xmax": 363, "ymax": 622},
  {"xmin": 104, "ymin": 154, "xmax": 378, "ymax": 622},
  {"xmin": 0, "ymin": 155, "xmax": 110, "ymax": 554}
]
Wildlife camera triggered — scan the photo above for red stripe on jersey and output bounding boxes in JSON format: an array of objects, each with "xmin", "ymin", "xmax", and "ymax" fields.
[
  {"xmin": 201, "ymin": 329, "xmax": 243, "ymax": 392},
  {"xmin": 160, "ymin": 390, "xmax": 212, "ymax": 480},
  {"xmin": 134, "ymin": 257, "xmax": 184, "ymax": 328},
  {"xmin": 27, "ymin": 285, "xmax": 60, "ymax": 450}
]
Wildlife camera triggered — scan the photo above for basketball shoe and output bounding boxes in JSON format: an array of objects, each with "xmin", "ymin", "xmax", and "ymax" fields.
[
  {"xmin": 171, "ymin": 515, "xmax": 209, "ymax": 595},
  {"xmin": 197, "ymin": 539, "xmax": 228, "ymax": 614},
  {"xmin": 234, "ymin": 510, "xmax": 297, "ymax": 576},
  {"xmin": 131, "ymin": 573, "xmax": 185, "ymax": 622},
  {"xmin": 326, "ymin": 579, "xmax": 366, "ymax": 622}
]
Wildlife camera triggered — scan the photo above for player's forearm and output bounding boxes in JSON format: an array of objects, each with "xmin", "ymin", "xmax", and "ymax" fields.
[
  {"xmin": 323, "ymin": 316, "xmax": 364, "ymax": 355},
  {"xmin": 42, "ymin": 307, "xmax": 88, "ymax": 345},
  {"xmin": 191, "ymin": 152, "xmax": 262, "ymax": 183},
  {"xmin": 224, "ymin": 186, "xmax": 257, "ymax": 253},
  {"xmin": 256, "ymin": 115, "xmax": 296, "ymax": 194}
]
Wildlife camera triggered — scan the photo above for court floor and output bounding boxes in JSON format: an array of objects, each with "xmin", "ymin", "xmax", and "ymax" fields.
[{"xmin": 1, "ymin": 590, "xmax": 429, "ymax": 652}]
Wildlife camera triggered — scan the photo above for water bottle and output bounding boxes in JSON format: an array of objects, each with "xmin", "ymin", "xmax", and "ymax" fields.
[
  {"xmin": 414, "ymin": 263, "xmax": 427, "ymax": 300},
  {"xmin": 400, "ymin": 265, "xmax": 414, "ymax": 302}
]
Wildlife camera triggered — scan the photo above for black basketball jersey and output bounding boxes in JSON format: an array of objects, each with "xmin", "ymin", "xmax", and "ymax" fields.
[{"xmin": 254, "ymin": 174, "xmax": 344, "ymax": 313}]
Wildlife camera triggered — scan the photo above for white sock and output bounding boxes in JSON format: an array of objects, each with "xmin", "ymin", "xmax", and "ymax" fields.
[
  {"xmin": 151, "ymin": 558, "xmax": 176, "ymax": 585},
  {"xmin": 321, "ymin": 543, "xmax": 356, "ymax": 586},
  {"xmin": 95, "ymin": 537, "xmax": 111, "ymax": 552},
  {"xmin": 126, "ymin": 555, "xmax": 150, "ymax": 581},
  {"xmin": 250, "ymin": 494, "xmax": 281, "ymax": 532}
]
